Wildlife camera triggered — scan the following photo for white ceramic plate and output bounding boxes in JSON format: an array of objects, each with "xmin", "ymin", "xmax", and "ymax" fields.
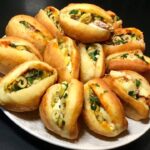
[{"xmin": 2, "ymin": 109, "xmax": 150, "ymax": 150}]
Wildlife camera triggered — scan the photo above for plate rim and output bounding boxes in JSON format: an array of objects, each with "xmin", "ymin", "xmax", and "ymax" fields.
[{"xmin": 2, "ymin": 109, "xmax": 150, "ymax": 150}]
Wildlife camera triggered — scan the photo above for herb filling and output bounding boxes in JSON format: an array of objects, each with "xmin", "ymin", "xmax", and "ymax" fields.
[
  {"xmin": 86, "ymin": 44, "xmax": 100, "ymax": 61},
  {"xmin": 51, "ymin": 82, "xmax": 69, "ymax": 128},
  {"xmin": 89, "ymin": 88, "xmax": 112, "ymax": 124},
  {"xmin": 58, "ymin": 39, "xmax": 72, "ymax": 73},
  {"xmin": 45, "ymin": 8, "xmax": 62, "ymax": 32},
  {"xmin": 69, "ymin": 9, "xmax": 112, "ymax": 30},
  {"xmin": 107, "ymin": 33, "xmax": 141, "ymax": 45},
  {"xmin": 7, "ymin": 69, "xmax": 51, "ymax": 92},
  {"xmin": 19, "ymin": 21, "xmax": 49, "ymax": 40}
]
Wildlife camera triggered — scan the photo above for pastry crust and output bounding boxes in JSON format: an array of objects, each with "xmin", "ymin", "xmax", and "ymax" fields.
[
  {"xmin": 44, "ymin": 35, "xmax": 80, "ymax": 82},
  {"xmin": 5, "ymin": 15, "xmax": 53, "ymax": 54},
  {"xmin": 59, "ymin": 3, "xmax": 113, "ymax": 43},
  {"xmin": 0, "ymin": 61, "xmax": 57, "ymax": 112},
  {"xmin": 106, "ymin": 50, "xmax": 150, "ymax": 73},
  {"xmin": 83, "ymin": 78, "xmax": 128, "ymax": 137},
  {"xmin": 107, "ymin": 10, "xmax": 122, "ymax": 29},
  {"xmin": 104, "ymin": 70, "xmax": 150, "ymax": 120},
  {"xmin": 79, "ymin": 43, "xmax": 105, "ymax": 83},
  {"xmin": 35, "ymin": 6, "xmax": 64, "ymax": 37},
  {"xmin": 103, "ymin": 28, "xmax": 145, "ymax": 56},
  {"xmin": 0, "ymin": 36, "xmax": 42, "ymax": 74},
  {"xmin": 40, "ymin": 79, "xmax": 83, "ymax": 139}
]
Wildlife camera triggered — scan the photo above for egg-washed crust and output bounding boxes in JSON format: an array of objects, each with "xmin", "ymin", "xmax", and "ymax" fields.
[
  {"xmin": 44, "ymin": 35, "xmax": 80, "ymax": 82},
  {"xmin": 40, "ymin": 79, "xmax": 83, "ymax": 139},
  {"xmin": 79, "ymin": 43, "xmax": 105, "ymax": 83},
  {"xmin": 104, "ymin": 70, "xmax": 150, "ymax": 120},
  {"xmin": 35, "ymin": 6, "xmax": 64, "ymax": 37},
  {"xmin": 106, "ymin": 50, "xmax": 150, "ymax": 73},
  {"xmin": 0, "ymin": 36, "xmax": 43, "ymax": 74},
  {"xmin": 59, "ymin": 3, "xmax": 113, "ymax": 43},
  {"xmin": 103, "ymin": 28, "xmax": 145, "ymax": 56},
  {"xmin": 106, "ymin": 10, "xmax": 122, "ymax": 29},
  {"xmin": 5, "ymin": 15, "xmax": 53, "ymax": 54},
  {"xmin": 83, "ymin": 78, "xmax": 128, "ymax": 137},
  {"xmin": 0, "ymin": 61, "xmax": 57, "ymax": 112}
]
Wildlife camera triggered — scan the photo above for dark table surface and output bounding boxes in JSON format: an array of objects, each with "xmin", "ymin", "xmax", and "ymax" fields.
[{"xmin": 0, "ymin": 0, "xmax": 150, "ymax": 150}]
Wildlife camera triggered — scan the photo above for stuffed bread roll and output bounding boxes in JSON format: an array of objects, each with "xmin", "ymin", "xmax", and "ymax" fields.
[
  {"xmin": 107, "ymin": 10, "xmax": 122, "ymax": 29},
  {"xmin": 0, "ymin": 61, "xmax": 57, "ymax": 112},
  {"xmin": 83, "ymin": 78, "xmax": 128, "ymax": 137},
  {"xmin": 44, "ymin": 35, "xmax": 80, "ymax": 82},
  {"xmin": 104, "ymin": 70, "xmax": 150, "ymax": 120},
  {"xmin": 35, "ymin": 6, "xmax": 63, "ymax": 37},
  {"xmin": 106, "ymin": 50, "xmax": 150, "ymax": 73},
  {"xmin": 103, "ymin": 28, "xmax": 145, "ymax": 56},
  {"xmin": 79, "ymin": 43, "xmax": 105, "ymax": 83},
  {"xmin": 40, "ymin": 79, "xmax": 83, "ymax": 139},
  {"xmin": 0, "ymin": 36, "xmax": 42, "ymax": 74},
  {"xmin": 59, "ymin": 3, "xmax": 114, "ymax": 43},
  {"xmin": 5, "ymin": 15, "xmax": 53, "ymax": 54}
]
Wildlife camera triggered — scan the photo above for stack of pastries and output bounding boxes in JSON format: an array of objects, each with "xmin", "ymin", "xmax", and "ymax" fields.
[{"xmin": 0, "ymin": 3, "xmax": 150, "ymax": 140}]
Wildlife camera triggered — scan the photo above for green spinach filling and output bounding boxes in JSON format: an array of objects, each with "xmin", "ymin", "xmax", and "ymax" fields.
[
  {"xmin": 107, "ymin": 33, "xmax": 141, "ymax": 45},
  {"xmin": 45, "ymin": 9, "xmax": 62, "ymax": 31},
  {"xmin": 7, "ymin": 69, "xmax": 52, "ymax": 92},
  {"xmin": 86, "ymin": 44, "xmax": 100, "ymax": 61},
  {"xmin": 89, "ymin": 88, "xmax": 112, "ymax": 123},
  {"xmin": 128, "ymin": 79, "xmax": 141, "ymax": 99},
  {"xmin": 19, "ymin": 21, "xmax": 48, "ymax": 40},
  {"xmin": 51, "ymin": 82, "xmax": 68, "ymax": 128},
  {"xmin": 69, "ymin": 9, "xmax": 105, "ymax": 24}
]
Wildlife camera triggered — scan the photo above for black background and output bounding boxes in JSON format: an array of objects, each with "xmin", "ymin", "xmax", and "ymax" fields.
[{"xmin": 0, "ymin": 0, "xmax": 150, "ymax": 150}]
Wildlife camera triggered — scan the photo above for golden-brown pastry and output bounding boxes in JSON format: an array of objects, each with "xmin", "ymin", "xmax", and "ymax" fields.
[
  {"xmin": 104, "ymin": 70, "xmax": 150, "ymax": 120},
  {"xmin": 35, "ymin": 6, "xmax": 63, "ymax": 37},
  {"xmin": 79, "ymin": 43, "xmax": 105, "ymax": 83},
  {"xmin": 107, "ymin": 10, "xmax": 122, "ymax": 29},
  {"xmin": 0, "ymin": 61, "xmax": 57, "ymax": 112},
  {"xmin": 0, "ymin": 36, "xmax": 42, "ymax": 74},
  {"xmin": 83, "ymin": 78, "xmax": 128, "ymax": 137},
  {"xmin": 44, "ymin": 35, "xmax": 80, "ymax": 82},
  {"xmin": 103, "ymin": 28, "xmax": 145, "ymax": 56},
  {"xmin": 59, "ymin": 3, "xmax": 114, "ymax": 43},
  {"xmin": 106, "ymin": 50, "xmax": 150, "ymax": 73},
  {"xmin": 5, "ymin": 15, "xmax": 53, "ymax": 54},
  {"xmin": 40, "ymin": 79, "xmax": 83, "ymax": 139}
]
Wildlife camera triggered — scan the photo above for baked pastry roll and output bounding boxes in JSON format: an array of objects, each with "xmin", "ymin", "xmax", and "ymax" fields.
[
  {"xmin": 59, "ymin": 3, "xmax": 114, "ymax": 43},
  {"xmin": 35, "ymin": 6, "xmax": 64, "ymax": 37},
  {"xmin": 83, "ymin": 78, "xmax": 128, "ymax": 137},
  {"xmin": 40, "ymin": 79, "xmax": 83, "ymax": 139},
  {"xmin": 79, "ymin": 43, "xmax": 105, "ymax": 83},
  {"xmin": 103, "ymin": 28, "xmax": 145, "ymax": 56},
  {"xmin": 44, "ymin": 35, "xmax": 80, "ymax": 82},
  {"xmin": 0, "ymin": 36, "xmax": 42, "ymax": 74},
  {"xmin": 5, "ymin": 15, "xmax": 53, "ymax": 54},
  {"xmin": 104, "ymin": 70, "xmax": 150, "ymax": 120},
  {"xmin": 0, "ymin": 61, "xmax": 57, "ymax": 112},
  {"xmin": 106, "ymin": 50, "xmax": 150, "ymax": 73},
  {"xmin": 107, "ymin": 10, "xmax": 122, "ymax": 29}
]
